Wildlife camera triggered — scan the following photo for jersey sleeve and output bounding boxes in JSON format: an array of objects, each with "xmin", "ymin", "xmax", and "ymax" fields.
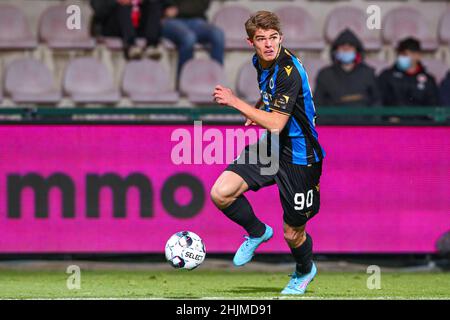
[{"xmin": 268, "ymin": 64, "xmax": 302, "ymax": 115}]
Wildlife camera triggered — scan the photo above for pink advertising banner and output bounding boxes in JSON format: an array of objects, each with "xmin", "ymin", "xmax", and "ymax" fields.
[{"xmin": 0, "ymin": 124, "xmax": 448, "ymax": 253}]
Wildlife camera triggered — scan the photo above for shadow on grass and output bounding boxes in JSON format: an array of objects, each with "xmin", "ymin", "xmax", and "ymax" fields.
[
  {"xmin": 225, "ymin": 286, "xmax": 282, "ymax": 295},
  {"xmin": 164, "ymin": 296, "xmax": 202, "ymax": 299}
]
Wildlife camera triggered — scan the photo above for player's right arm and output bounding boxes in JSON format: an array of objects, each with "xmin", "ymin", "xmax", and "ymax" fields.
[{"xmin": 244, "ymin": 98, "xmax": 263, "ymax": 126}]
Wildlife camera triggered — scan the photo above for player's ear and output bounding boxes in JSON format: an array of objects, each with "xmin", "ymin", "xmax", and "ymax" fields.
[{"xmin": 246, "ymin": 38, "xmax": 254, "ymax": 48}]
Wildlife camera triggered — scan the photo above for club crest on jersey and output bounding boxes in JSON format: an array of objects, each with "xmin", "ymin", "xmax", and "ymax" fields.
[{"xmin": 262, "ymin": 91, "xmax": 272, "ymax": 106}]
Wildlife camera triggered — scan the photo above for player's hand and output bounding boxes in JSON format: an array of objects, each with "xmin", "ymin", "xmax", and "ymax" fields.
[
  {"xmin": 164, "ymin": 6, "xmax": 178, "ymax": 18},
  {"xmin": 213, "ymin": 85, "xmax": 237, "ymax": 107},
  {"xmin": 117, "ymin": 0, "xmax": 132, "ymax": 6},
  {"xmin": 245, "ymin": 118, "xmax": 256, "ymax": 126}
]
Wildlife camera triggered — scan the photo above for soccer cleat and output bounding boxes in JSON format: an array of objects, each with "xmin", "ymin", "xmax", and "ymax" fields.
[
  {"xmin": 233, "ymin": 224, "xmax": 273, "ymax": 266},
  {"xmin": 281, "ymin": 262, "xmax": 317, "ymax": 295}
]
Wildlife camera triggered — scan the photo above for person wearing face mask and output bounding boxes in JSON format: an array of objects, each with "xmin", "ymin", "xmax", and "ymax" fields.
[
  {"xmin": 314, "ymin": 29, "xmax": 381, "ymax": 117},
  {"xmin": 378, "ymin": 37, "xmax": 439, "ymax": 108}
]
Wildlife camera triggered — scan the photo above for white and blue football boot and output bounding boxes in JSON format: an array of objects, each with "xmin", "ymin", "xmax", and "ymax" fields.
[
  {"xmin": 233, "ymin": 224, "xmax": 273, "ymax": 267},
  {"xmin": 281, "ymin": 262, "xmax": 317, "ymax": 295}
]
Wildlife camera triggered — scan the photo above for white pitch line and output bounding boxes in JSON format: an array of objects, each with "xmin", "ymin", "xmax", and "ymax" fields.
[{"xmin": 6, "ymin": 296, "xmax": 449, "ymax": 300}]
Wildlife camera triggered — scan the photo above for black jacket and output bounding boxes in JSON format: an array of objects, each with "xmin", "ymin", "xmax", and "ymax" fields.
[
  {"xmin": 439, "ymin": 71, "xmax": 450, "ymax": 106},
  {"xmin": 314, "ymin": 29, "xmax": 381, "ymax": 107},
  {"xmin": 172, "ymin": 0, "xmax": 210, "ymax": 20},
  {"xmin": 90, "ymin": 0, "xmax": 173, "ymax": 28},
  {"xmin": 378, "ymin": 62, "xmax": 439, "ymax": 107}
]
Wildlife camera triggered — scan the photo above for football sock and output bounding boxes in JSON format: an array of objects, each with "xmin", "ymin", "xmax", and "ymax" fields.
[
  {"xmin": 221, "ymin": 195, "xmax": 266, "ymax": 238},
  {"xmin": 290, "ymin": 233, "xmax": 313, "ymax": 275}
]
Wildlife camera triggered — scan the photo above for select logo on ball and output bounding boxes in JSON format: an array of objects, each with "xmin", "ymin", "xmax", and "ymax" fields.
[{"xmin": 165, "ymin": 231, "xmax": 206, "ymax": 270}]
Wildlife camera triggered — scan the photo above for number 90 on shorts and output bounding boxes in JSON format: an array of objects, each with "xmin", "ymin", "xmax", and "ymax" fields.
[{"xmin": 294, "ymin": 190, "xmax": 314, "ymax": 211}]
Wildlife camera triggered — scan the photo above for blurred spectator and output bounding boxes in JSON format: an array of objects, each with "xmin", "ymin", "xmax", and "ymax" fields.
[
  {"xmin": 439, "ymin": 71, "xmax": 450, "ymax": 106},
  {"xmin": 314, "ymin": 29, "xmax": 380, "ymax": 108},
  {"xmin": 90, "ymin": 0, "xmax": 169, "ymax": 59},
  {"xmin": 378, "ymin": 38, "xmax": 439, "ymax": 107},
  {"xmin": 161, "ymin": 0, "xmax": 225, "ymax": 78}
]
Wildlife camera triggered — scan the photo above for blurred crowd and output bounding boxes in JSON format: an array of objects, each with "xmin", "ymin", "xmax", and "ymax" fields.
[
  {"xmin": 89, "ymin": 0, "xmax": 449, "ymax": 109},
  {"xmin": 0, "ymin": 0, "xmax": 449, "ymax": 124},
  {"xmin": 90, "ymin": 0, "xmax": 224, "ymax": 78}
]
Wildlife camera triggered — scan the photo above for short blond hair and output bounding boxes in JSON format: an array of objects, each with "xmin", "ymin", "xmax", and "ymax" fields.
[{"xmin": 245, "ymin": 11, "xmax": 282, "ymax": 39}]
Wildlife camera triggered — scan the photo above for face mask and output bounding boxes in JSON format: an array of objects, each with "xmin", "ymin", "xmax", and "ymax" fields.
[
  {"xmin": 335, "ymin": 51, "xmax": 356, "ymax": 64},
  {"xmin": 396, "ymin": 55, "xmax": 412, "ymax": 71}
]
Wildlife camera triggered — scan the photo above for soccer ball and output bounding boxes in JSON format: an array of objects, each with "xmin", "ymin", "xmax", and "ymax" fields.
[{"xmin": 165, "ymin": 231, "xmax": 206, "ymax": 270}]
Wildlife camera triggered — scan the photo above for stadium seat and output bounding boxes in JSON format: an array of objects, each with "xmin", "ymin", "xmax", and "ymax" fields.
[
  {"xmin": 382, "ymin": 7, "xmax": 438, "ymax": 51},
  {"xmin": 179, "ymin": 58, "xmax": 226, "ymax": 104},
  {"xmin": 236, "ymin": 61, "xmax": 260, "ymax": 104},
  {"xmin": 325, "ymin": 6, "xmax": 381, "ymax": 51},
  {"xmin": 39, "ymin": 4, "xmax": 95, "ymax": 50},
  {"xmin": 274, "ymin": 6, "xmax": 325, "ymax": 51},
  {"xmin": 438, "ymin": 10, "xmax": 450, "ymax": 45},
  {"xmin": 365, "ymin": 58, "xmax": 391, "ymax": 76},
  {"xmin": 301, "ymin": 58, "xmax": 329, "ymax": 93},
  {"xmin": 212, "ymin": 5, "xmax": 252, "ymax": 50},
  {"xmin": 161, "ymin": 38, "xmax": 205, "ymax": 51},
  {"xmin": 0, "ymin": 4, "xmax": 37, "ymax": 50},
  {"xmin": 421, "ymin": 58, "xmax": 449, "ymax": 84},
  {"xmin": 4, "ymin": 58, "xmax": 60, "ymax": 104},
  {"xmin": 122, "ymin": 60, "xmax": 179, "ymax": 103},
  {"xmin": 99, "ymin": 37, "xmax": 147, "ymax": 51},
  {"xmin": 63, "ymin": 57, "xmax": 120, "ymax": 104}
]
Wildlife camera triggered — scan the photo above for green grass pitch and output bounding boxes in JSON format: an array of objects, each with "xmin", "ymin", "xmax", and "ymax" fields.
[{"xmin": 0, "ymin": 269, "xmax": 449, "ymax": 299}]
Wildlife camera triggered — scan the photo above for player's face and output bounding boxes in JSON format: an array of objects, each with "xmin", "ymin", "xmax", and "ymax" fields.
[{"xmin": 248, "ymin": 29, "xmax": 282, "ymax": 63}]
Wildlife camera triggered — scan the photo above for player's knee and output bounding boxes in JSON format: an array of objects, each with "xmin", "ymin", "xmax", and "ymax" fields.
[
  {"xmin": 210, "ymin": 184, "xmax": 233, "ymax": 209},
  {"xmin": 284, "ymin": 230, "xmax": 306, "ymax": 248}
]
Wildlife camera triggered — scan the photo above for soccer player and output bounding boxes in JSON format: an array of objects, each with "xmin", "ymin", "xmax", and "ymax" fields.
[{"xmin": 211, "ymin": 11, "xmax": 325, "ymax": 294}]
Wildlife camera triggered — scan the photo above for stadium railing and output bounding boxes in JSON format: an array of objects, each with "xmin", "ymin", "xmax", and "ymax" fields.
[{"xmin": 0, "ymin": 106, "xmax": 448, "ymax": 124}]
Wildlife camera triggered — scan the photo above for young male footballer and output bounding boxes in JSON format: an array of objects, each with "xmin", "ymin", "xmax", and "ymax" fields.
[{"xmin": 211, "ymin": 11, "xmax": 325, "ymax": 294}]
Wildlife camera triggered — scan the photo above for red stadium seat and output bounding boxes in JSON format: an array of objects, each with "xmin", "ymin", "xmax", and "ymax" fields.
[
  {"xmin": 236, "ymin": 61, "xmax": 260, "ymax": 104},
  {"xmin": 0, "ymin": 4, "xmax": 37, "ymax": 50},
  {"xmin": 99, "ymin": 37, "xmax": 147, "ymax": 51},
  {"xmin": 382, "ymin": 6, "xmax": 438, "ymax": 51},
  {"xmin": 438, "ymin": 9, "xmax": 450, "ymax": 45},
  {"xmin": 325, "ymin": 6, "xmax": 382, "ymax": 51},
  {"xmin": 365, "ymin": 58, "xmax": 391, "ymax": 76},
  {"xmin": 4, "ymin": 58, "xmax": 60, "ymax": 104},
  {"xmin": 212, "ymin": 5, "xmax": 252, "ymax": 50},
  {"xmin": 179, "ymin": 58, "xmax": 226, "ymax": 104},
  {"xmin": 274, "ymin": 6, "xmax": 325, "ymax": 51},
  {"xmin": 63, "ymin": 57, "xmax": 120, "ymax": 104},
  {"xmin": 39, "ymin": 4, "xmax": 95, "ymax": 50},
  {"xmin": 422, "ymin": 58, "xmax": 449, "ymax": 84},
  {"xmin": 122, "ymin": 60, "xmax": 179, "ymax": 104},
  {"xmin": 301, "ymin": 57, "xmax": 329, "ymax": 93}
]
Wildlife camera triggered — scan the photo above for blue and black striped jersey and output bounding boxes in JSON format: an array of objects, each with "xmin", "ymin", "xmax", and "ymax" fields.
[{"xmin": 253, "ymin": 46, "xmax": 325, "ymax": 165}]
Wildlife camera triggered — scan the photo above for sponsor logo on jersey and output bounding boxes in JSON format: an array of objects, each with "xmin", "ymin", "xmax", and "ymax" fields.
[
  {"xmin": 274, "ymin": 95, "xmax": 289, "ymax": 109},
  {"xmin": 284, "ymin": 65, "xmax": 293, "ymax": 77}
]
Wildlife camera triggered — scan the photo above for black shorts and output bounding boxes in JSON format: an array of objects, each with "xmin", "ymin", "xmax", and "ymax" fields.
[{"xmin": 226, "ymin": 144, "xmax": 323, "ymax": 227}]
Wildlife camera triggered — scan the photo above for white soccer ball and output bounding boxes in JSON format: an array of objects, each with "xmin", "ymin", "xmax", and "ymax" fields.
[{"xmin": 165, "ymin": 231, "xmax": 206, "ymax": 270}]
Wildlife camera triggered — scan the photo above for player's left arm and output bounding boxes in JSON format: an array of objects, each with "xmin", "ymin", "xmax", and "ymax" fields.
[{"xmin": 213, "ymin": 69, "xmax": 300, "ymax": 132}]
